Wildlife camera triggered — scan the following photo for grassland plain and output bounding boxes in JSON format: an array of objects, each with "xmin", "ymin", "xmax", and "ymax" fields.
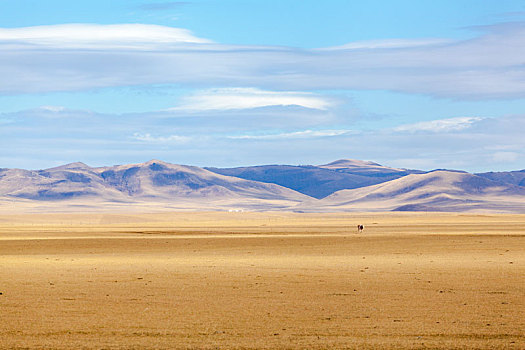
[{"xmin": 0, "ymin": 212, "xmax": 524, "ymax": 349}]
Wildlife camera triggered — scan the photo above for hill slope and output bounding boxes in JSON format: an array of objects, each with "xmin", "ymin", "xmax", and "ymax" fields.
[
  {"xmin": 206, "ymin": 159, "xmax": 421, "ymax": 198},
  {"xmin": 476, "ymin": 170, "xmax": 525, "ymax": 187},
  {"xmin": 298, "ymin": 170, "xmax": 525, "ymax": 213},
  {"xmin": 2, "ymin": 160, "xmax": 525, "ymax": 213},
  {"xmin": 0, "ymin": 160, "xmax": 310, "ymax": 211}
]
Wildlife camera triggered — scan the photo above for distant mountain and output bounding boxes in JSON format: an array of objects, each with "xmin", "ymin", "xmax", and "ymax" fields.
[
  {"xmin": 476, "ymin": 170, "xmax": 525, "ymax": 187},
  {"xmin": 1, "ymin": 160, "xmax": 524, "ymax": 213},
  {"xmin": 0, "ymin": 165, "xmax": 127, "ymax": 201},
  {"xmin": 206, "ymin": 159, "xmax": 422, "ymax": 198},
  {"xmin": 298, "ymin": 170, "xmax": 525, "ymax": 213},
  {"xmin": 318, "ymin": 159, "xmax": 420, "ymax": 176},
  {"xmin": 0, "ymin": 160, "xmax": 310, "ymax": 211}
]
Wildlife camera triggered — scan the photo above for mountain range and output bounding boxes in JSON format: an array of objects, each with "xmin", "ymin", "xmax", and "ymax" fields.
[
  {"xmin": 1, "ymin": 159, "xmax": 524, "ymax": 213},
  {"xmin": 206, "ymin": 159, "xmax": 423, "ymax": 199}
]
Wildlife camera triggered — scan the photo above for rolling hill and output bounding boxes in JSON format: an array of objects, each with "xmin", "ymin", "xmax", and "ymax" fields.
[
  {"xmin": 298, "ymin": 170, "xmax": 525, "ymax": 213},
  {"xmin": 0, "ymin": 160, "xmax": 310, "ymax": 212},
  {"xmin": 206, "ymin": 159, "xmax": 421, "ymax": 198},
  {"xmin": 476, "ymin": 170, "xmax": 525, "ymax": 187},
  {"xmin": 1, "ymin": 160, "xmax": 524, "ymax": 213}
]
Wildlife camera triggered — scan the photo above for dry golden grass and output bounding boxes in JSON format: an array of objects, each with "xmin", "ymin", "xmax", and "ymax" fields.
[{"xmin": 0, "ymin": 212, "xmax": 524, "ymax": 349}]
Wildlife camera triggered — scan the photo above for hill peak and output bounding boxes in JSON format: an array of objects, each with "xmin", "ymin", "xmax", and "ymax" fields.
[
  {"xmin": 45, "ymin": 162, "xmax": 91, "ymax": 171},
  {"xmin": 143, "ymin": 159, "xmax": 172, "ymax": 166},
  {"xmin": 320, "ymin": 159, "xmax": 381, "ymax": 168}
]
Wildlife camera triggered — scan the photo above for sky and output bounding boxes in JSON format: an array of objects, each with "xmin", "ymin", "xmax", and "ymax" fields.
[{"xmin": 1, "ymin": 0, "xmax": 525, "ymax": 172}]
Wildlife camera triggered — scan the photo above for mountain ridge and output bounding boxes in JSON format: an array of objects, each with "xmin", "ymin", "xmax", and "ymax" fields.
[
  {"xmin": 298, "ymin": 170, "xmax": 525, "ymax": 213},
  {"xmin": 1, "ymin": 159, "xmax": 524, "ymax": 213},
  {"xmin": 0, "ymin": 160, "xmax": 311, "ymax": 211},
  {"xmin": 206, "ymin": 159, "xmax": 423, "ymax": 199}
]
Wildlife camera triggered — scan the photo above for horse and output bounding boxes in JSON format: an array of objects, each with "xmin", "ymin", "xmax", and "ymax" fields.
[{"xmin": 357, "ymin": 224, "xmax": 364, "ymax": 233}]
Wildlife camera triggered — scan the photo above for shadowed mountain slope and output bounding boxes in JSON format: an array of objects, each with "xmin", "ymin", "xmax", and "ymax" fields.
[
  {"xmin": 298, "ymin": 170, "xmax": 525, "ymax": 213},
  {"xmin": 318, "ymin": 159, "xmax": 419, "ymax": 175},
  {"xmin": 206, "ymin": 159, "xmax": 422, "ymax": 198},
  {"xmin": 0, "ymin": 166, "xmax": 126, "ymax": 201},
  {"xmin": 0, "ymin": 160, "xmax": 310, "ymax": 211},
  {"xmin": 476, "ymin": 170, "xmax": 525, "ymax": 187},
  {"xmin": 1, "ymin": 160, "xmax": 525, "ymax": 213}
]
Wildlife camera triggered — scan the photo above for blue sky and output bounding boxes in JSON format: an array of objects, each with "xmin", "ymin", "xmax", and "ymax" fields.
[{"xmin": 1, "ymin": 0, "xmax": 525, "ymax": 171}]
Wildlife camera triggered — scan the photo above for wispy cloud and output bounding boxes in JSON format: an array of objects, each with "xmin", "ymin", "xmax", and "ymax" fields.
[
  {"xmin": 132, "ymin": 132, "xmax": 191, "ymax": 143},
  {"xmin": 170, "ymin": 88, "xmax": 335, "ymax": 111},
  {"xmin": 2, "ymin": 22, "xmax": 525, "ymax": 98},
  {"xmin": 318, "ymin": 38, "xmax": 452, "ymax": 50},
  {"xmin": 39, "ymin": 105, "xmax": 67, "ymax": 113},
  {"xmin": 394, "ymin": 116, "xmax": 485, "ymax": 133},
  {"xmin": 1, "ymin": 107, "xmax": 524, "ymax": 171},
  {"xmin": 0, "ymin": 23, "xmax": 210, "ymax": 49},
  {"xmin": 228, "ymin": 129, "xmax": 353, "ymax": 140}
]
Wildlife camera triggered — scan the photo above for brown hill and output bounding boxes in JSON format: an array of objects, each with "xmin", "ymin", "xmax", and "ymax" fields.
[
  {"xmin": 0, "ymin": 160, "xmax": 310, "ymax": 212},
  {"xmin": 298, "ymin": 170, "xmax": 525, "ymax": 213}
]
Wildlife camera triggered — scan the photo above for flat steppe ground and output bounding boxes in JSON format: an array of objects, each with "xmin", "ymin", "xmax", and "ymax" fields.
[{"xmin": 0, "ymin": 212, "xmax": 523, "ymax": 349}]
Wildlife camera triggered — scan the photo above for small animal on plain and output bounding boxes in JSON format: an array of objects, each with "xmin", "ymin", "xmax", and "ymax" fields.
[{"xmin": 357, "ymin": 224, "xmax": 364, "ymax": 233}]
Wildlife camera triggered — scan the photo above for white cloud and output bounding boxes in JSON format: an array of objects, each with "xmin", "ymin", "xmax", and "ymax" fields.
[
  {"xmin": 132, "ymin": 132, "xmax": 191, "ymax": 143},
  {"xmin": 393, "ymin": 116, "xmax": 484, "ymax": 133},
  {"xmin": 0, "ymin": 23, "xmax": 210, "ymax": 49},
  {"xmin": 319, "ymin": 38, "xmax": 452, "ymax": 50},
  {"xmin": 39, "ymin": 105, "xmax": 66, "ymax": 112},
  {"xmin": 228, "ymin": 129, "xmax": 353, "ymax": 140},
  {"xmin": 2, "ymin": 106, "xmax": 524, "ymax": 172},
  {"xmin": 170, "ymin": 88, "xmax": 335, "ymax": 111},
  {"xmin": 2, "ymin": 22, "xmax": 525, "ymax": 98}
]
